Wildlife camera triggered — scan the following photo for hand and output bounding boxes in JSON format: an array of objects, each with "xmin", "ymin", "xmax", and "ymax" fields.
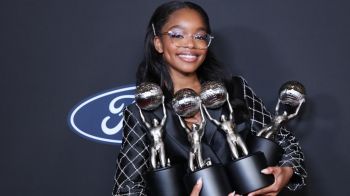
[{"xmin": 247, "ymin": 166, "xmax": 294, "ymax": 196}]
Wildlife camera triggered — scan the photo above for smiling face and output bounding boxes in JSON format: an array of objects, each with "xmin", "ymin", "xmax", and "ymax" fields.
[{"xmin": 153, "ymin": 8, "xmax": 208, "ymax": 78}]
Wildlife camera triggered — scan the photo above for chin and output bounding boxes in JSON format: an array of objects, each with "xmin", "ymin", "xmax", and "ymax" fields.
[{"xmin": 177, "ymin": 64, "xmax": 201, "ymax": 74}]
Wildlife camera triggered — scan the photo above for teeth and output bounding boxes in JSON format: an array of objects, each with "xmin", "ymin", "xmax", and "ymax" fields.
[
  {"xmin": 178, "ymin": 54, "xmax": 198, "ymax": 62},
  {"xmin": 179, "ymin": 54, "xmax": 196, "ymax": 58}
]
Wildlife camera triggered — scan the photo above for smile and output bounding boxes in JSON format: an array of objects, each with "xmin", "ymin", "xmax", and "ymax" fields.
[{"xmin": 177, "ymin": 53, "xmax": 199, "ymax": 63}]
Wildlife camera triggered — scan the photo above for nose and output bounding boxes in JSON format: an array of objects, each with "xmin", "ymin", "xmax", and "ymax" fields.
[{"xmin": 180, "ymin": 35, "xmax": 196, "ymax": 49}]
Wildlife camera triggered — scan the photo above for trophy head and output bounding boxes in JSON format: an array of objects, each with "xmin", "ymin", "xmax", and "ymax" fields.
[
  {"xmin": 135, "ymin": 82, "xmax": 163, "ymax": 110},
  {"xmin": 172, "ymin": 88, "xmax": 201, "ymax": 117},
  {"xmin": 200, "ymin": 81, "xmax": 227, "ymax": 109},
  {"xmin": 152, "ymin": 118, "xmax": 160, "ymax": 126},
  {"xmin": 279, "ymin": 81, "xmax": 306, "ymax": 107}
]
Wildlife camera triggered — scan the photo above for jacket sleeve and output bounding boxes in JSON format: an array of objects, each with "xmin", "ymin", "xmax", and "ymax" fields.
[
  {"xmin": 112, "ymin": 105, "xmax": 150, "ymax": 196},
  {"xmin": 238, "ymin": 76, "xmax": 307, "ymax": 191}
]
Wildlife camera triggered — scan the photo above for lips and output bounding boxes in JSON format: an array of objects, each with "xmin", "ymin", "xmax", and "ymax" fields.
[{"xmin": 177, "ymin": 52, "xmax": 199, "ymax": 63}]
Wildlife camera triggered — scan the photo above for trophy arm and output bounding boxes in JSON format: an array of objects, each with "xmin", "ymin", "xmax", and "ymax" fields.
[
  {"xmin": 198, "ymin": 126, "xmax": 205, "ymax": 138},
  {"xmin": 275, "ymin": 98, "xmax": 281, "ymax": 115},
  {"xmin": 137, "ymin": 104, "xmax": 151, "ymax": 128},
  {"xmin": 257, "ymin": 125, "xmax": 271, "ymax": 137},
  {"xmin": 265, "ymin": 131, "xmax": 274, "ymax": 139},
  {"xmin": 198, "ymin": 105, "xmax": 206, "ymax": 135},
  {"xmin": 226, "ymin": 93, "xmax": 235, "ymax": 120},
  {"xmin": 202, "ymin": 104, "xmax": 221, "ymax": 126},
  {"xmin": 178, "ymin": 115, "xmax": 191, "ymax": 135},
  {"xmin": 287, "ymin": 99, "xmax": 304, "ymax": 120},
  {"xmin": 160, "ymin": 97, "xmax": 167, "ymax": 126}
]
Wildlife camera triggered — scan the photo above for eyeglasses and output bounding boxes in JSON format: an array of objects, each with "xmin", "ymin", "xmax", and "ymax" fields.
[{"xmin": 160, "ymin": 31, "xmax": 214, "ymax": 50}]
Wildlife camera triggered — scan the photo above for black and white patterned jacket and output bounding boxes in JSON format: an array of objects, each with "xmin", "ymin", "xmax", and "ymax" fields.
[{"xmin": 112, "ymin": 76, "xmax": 307, "ymax": 196}]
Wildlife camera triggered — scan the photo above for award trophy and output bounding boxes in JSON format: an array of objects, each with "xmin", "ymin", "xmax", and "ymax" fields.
[
  {"xmin": 247, "ymin": 81, "xmax": 306, "ymax": 166},
  {"xmin": 200, "ymin": 81, "xmax": 273, "ymax": 195},
  {"xmin": 172, "ymin": 88, "xmax": 232, "ymax": 196},
  {"xmin": 135, "ymin": 82, "xmax": 186, "ymax": 196}
]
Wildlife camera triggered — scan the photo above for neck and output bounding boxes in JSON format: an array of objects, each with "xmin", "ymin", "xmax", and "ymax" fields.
[{"xmin": 171, "ymin": 72, "xmax": 201, "ymax": 94}]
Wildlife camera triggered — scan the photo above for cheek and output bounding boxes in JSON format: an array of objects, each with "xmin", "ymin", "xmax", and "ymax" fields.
[
  {"xmin": 162, "ymin": 52, "xmax": 173, "ymax": 65},
  {"xmin": 198, "ymin": 51, "xmax": 208, "ymax": 63},
  {"xmin": 161, "ymin": 45, "xmax": 178, "ymax": 61}
]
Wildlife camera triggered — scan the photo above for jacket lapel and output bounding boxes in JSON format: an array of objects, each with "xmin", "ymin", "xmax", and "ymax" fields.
[
  {"xmin": 151, "ymin": 103, "xmax": 190, "ymax": 153},
  {"xmin": 202, "ymin": 106, "xmax": 222, "ymax": 145},
  {"xmin": 150, "ymin": 102, "xmax": 228, "ymax": 157},
  {"xmin": 153, "ymin": 102, "xmax": 228, "ymax": 143}
]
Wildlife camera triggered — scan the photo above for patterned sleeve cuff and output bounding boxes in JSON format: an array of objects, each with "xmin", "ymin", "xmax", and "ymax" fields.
[
  {"xmin": 276, "ymin": 126, "xmax": 307, "ymax": 190},
  {"xmin": 280, "ymin": 162, "xmax": 307, "ymax": 191}
]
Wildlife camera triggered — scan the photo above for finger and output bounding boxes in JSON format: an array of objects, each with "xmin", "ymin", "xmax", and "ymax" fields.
[
  {"xmin": 190, "ymin": 178, "xmax": 203, "ymax": 196},
  {"xmin": 262, "ymin": 166, "xmax": 281, "ymax": 182},
  {"xmin": 261, "ymin": 166, "xmax": 277, "ymax": 175}
]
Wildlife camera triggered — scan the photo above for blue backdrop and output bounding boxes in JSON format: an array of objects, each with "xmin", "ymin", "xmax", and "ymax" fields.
[{"xmin": 1, "ymin": 0, "xmax": 349, "ymax": 195}]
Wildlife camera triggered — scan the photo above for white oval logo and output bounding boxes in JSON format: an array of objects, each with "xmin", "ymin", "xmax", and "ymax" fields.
[{"xmin": 68, "ymin": 85, "xmax": 136, "ymax": 144}]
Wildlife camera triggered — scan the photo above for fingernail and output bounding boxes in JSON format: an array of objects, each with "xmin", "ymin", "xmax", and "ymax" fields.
[
  {"xmin": 261, "ymin": 168, "xmax": 269, "ymax": 174},
  {"xmin": 196, "ymin": 177, "xmax": 202, "ymax": 185}
]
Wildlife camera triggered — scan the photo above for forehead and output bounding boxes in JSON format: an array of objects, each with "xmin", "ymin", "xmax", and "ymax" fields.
[{"xmin": 162, "ymin": 8, "xmax": 207, "ymax": 32}]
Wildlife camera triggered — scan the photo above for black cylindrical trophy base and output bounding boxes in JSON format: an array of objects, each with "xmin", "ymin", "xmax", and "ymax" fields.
[
  {"xmin": 246, "ymin": 134, "xmax": 283, "ymax": 166},
  {"xmin": 184, "ymin": 164, "xmax": 232, "ymax": 196},
  {"xmin": 225, "ymin": 152, "xmax": 274, "ymax": 195},
  {"xmin": 144, "ymin": 164, "xmax": 186, "ymax": 196}
]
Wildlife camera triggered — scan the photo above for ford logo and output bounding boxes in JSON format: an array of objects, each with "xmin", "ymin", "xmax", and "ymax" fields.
[{"xmin": 68, "ymin": 84, "xmax": 136, "ymax": 144}]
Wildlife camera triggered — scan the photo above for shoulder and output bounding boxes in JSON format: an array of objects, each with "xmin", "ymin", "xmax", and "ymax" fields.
[
  {"xmin": 122, "ymin": 102, "xmax": 145, "ymax": 124},
  {"xmin": 123, "ymin": 102, "xmax": 139, "ymax": 117},
  {"xmin": 223, "ymin": 75, "xmax": 251, "ymax": 122},
  {"xmin": 226, "ymin": 75, "xmax": 262, "ymax": 104},
  {"xmin": 124, "ymin": 102, "xmax": 138, "ymax": 112},
  {"xmin": 223, "ymin": 75, "xmax": 249, "ymax": 102},
  {"xmin": 124, "ymin": 102, "xmax": 161, "ymax": 123}
]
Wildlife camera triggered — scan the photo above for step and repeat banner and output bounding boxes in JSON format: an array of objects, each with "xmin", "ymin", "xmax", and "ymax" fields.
[{"xmin": 1, "ymin": 0, "xmax": 349, "ymax": 195}]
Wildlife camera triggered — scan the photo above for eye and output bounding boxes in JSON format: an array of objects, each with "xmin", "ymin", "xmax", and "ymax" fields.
[
  {"xmin": 194, "ymin": 34, "xmax": 209, "ymax": 41},
  {"xmin": 168, "ymin": 31, "xmax": 184, "ymax": 39}
]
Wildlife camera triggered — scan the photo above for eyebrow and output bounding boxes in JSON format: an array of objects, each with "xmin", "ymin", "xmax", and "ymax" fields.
[{"xmin": 166, "ymin": 25, "xmax": 207, "ymax": 32}]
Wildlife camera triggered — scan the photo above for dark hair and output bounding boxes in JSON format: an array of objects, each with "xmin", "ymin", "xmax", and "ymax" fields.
[{"xmin": 136, "ymin": 1, "xmax": 228, "ymax": 101}]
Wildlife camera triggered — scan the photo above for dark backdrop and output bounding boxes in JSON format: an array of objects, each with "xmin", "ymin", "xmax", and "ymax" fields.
[{"xmin": 1, "ymin": 0, "xmax": 349, "ymax": 195}]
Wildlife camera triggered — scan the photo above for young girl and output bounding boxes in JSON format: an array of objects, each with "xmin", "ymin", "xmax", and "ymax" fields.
[{"xmin": 112, "ymin": 1, "xmax": 306, "ymax": 196}]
